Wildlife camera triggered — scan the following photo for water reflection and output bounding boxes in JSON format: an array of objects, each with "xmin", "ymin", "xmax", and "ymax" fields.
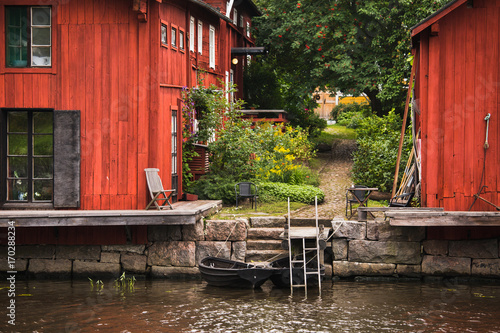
[{"xmin": 1, "ymin": 279, "xmax": 500, "ymax": 332}]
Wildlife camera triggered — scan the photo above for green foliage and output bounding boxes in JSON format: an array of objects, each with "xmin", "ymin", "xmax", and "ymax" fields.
[
  {"xmin": 281, "ymin": 86, "xmax": 327, "ymax": 137},
  {"xmin": 258, "ymin": 182, "xmax": 325, "ymax": 204},
  {"xmin": 285, "ymin": 165, "xmax": 320, "ymax": 187},
  {"xmin": 243, "ymin": 60, "xmax": 284, "ymax": 109},
  {"xmin": 181, "ymin": 81, "xmax": 245, "ymax": 191},
  {"xmin": 330, "ymin": 102, "xmax": 371, "ymax": 121},
  {"xmin": 194, "ymin": 175, "xmax": 237, "ymax": 204},
  {"xmin": 336, "ymin": 111, "xmax": 365, "ymax": 129},
  {"xmin": 114, "ymin": 272, "xmax": 136, "ymax": 292},
  {"xmin": 253, "ymin": 0, "xmax": 449, "ymax": 116},
  {"xmin": 351, "ymin": 110, "xmax": 411, "ymax": 192},
  {"xmin": 252, "ymin": 123, "xmax": 315, "ymax": 183}
]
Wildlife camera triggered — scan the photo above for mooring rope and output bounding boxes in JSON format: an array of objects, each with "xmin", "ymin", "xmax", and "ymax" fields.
[{"xmin": 215, "ymin": 220, "xmax": 239, "ymax": 258}]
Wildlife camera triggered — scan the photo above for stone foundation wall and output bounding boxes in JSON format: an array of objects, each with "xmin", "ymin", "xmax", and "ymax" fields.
[
  {"xmin": 0, "ymin": 218, "xmax": 249, "ymax": 280},
  {"xmin": 2, "ymin": 217, "xmax": 500, "ymax": 280},
  {"xmin": 330, "ymin": 218, "xmax": 500, "ymax": 279}
]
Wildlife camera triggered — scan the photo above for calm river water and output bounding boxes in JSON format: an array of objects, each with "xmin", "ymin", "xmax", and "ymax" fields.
[{"xmin": 2, "ymin": 279, "xmax": 500, "ymax": 332}]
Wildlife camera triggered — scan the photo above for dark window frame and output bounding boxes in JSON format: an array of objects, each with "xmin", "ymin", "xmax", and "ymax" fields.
[{"xmin": 0, "ymin": 109, "xmax": 80, "ymax": 209}]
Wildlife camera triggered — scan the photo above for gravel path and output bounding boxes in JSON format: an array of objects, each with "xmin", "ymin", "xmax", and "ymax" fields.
[{"xmin": 292, "ymin": 139, "xmax": 357, "ymax": 219}]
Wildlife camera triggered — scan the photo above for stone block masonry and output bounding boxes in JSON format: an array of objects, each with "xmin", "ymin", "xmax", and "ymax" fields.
[
  {"xmin": 0, "ymin": 218, "xmax": 249, "ymax": 279},
  {"xmin": 1, "ymin": 217, "xmax": 500, "ymax": 280}
]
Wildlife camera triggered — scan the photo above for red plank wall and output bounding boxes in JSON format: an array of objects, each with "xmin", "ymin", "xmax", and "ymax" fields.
[
  {"xmin": 0, "ymin": 0, "xmax": 255, "ymax": 211},
  {"xmin": 415, "ymin": 1, "xmax": 500, "ymax": 211}
]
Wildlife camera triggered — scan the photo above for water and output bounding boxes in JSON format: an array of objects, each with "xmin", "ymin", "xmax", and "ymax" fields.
[{"xmin": 2, "ymin": 279, "xmax": 500, "ymax": 332}]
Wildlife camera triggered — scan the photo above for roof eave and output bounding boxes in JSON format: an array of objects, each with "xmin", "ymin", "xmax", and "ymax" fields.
[{"xmin": 411, "ymin": 0, "xmax": 468, "ymax": 37}]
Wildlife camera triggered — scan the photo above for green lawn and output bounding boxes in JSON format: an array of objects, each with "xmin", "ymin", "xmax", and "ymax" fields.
[
  {"xmin": 208, "ymin": 201, "xmax": 308, "ymax": 219},
  {"xmin": 313, "ymin": 124, "xmax": 356, "ymax": 147}
]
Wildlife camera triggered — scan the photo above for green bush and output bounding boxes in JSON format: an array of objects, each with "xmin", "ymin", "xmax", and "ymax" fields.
[
  {"xmin": 336, "ymin": 110, "xmax": 365, "ymax": 128},
  {"xmin": 330, "ymin": 102, "xmax": 370, "ymax": 121},
  {"xmin": 351, "ymin": 110, "xmax": 411, "ymax": 192},
  {"xmin": 194, "ymin": 177, "xmax": 324, "ymax": 205},
  {"xmin": 194, "ymin": 175, "xmax": 238, "ymax": 204},
  {"xmin": 284, "ymin": 166, "xmax": 320, "ymax": 187},
  {"xmin": 258, "ymin": 182, "xmax": 324, "ymax": 204}
]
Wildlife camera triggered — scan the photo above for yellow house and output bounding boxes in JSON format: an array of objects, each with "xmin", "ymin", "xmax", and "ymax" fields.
[{"xmin": 313, "ymin": 90, "xmax": 368, "ymax": 119}]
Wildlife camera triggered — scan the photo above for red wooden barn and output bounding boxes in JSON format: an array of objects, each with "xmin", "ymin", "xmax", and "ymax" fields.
[
  {"xmin": 0, "ymin": 0, "xmax": 259, "ymax": 211},
  {"xmin": 411, "ymin": 0, "xmax": 500, "ymax": 213}
]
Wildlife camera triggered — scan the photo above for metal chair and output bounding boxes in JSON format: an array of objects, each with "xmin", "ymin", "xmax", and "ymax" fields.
[
  {"xmin": 144, "ymin": 168, "xmax": 176, "ymax": 210},
  {"xmin": 235, "ymin": 182, "xmax": 258, "ymax": 211},
  {"xmin": 346, "ymin": 185, "xmax": 370, "ymax": 218}
]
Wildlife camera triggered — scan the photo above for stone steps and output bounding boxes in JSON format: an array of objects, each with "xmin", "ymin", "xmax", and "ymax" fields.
[
  {"xmin": 249, "ymin": 216, "xmax": 332, "ymax": 228},
  {"xmin": 247, "ymin": 227, "xmax": 283, "ymax": 240},
  {"xmin": 245, "ymin": 249, "xmax": 287, "ymax": 263},
  {"xmin": 246, "ymin": 239, "xmax": 284, "ymax": 251}
]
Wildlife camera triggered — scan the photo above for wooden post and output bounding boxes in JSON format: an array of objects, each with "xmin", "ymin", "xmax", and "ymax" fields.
[{"xmin": 392, "ymin": 49, "xmax": 418, "ymax": 198}]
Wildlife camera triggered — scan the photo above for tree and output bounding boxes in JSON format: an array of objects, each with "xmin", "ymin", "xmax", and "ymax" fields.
[{"xmin": 253, "ymin": 0, "xmax": 448, "ymax": 116}]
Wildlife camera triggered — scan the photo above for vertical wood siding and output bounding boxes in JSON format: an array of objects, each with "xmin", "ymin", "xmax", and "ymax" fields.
[
  {"xmin": 415, "ymin": 3, "xmax": 500, "ymax": 211},
  {"xmin": 0, "ymin": 0, "xmax": 252, "ymax": 211}
]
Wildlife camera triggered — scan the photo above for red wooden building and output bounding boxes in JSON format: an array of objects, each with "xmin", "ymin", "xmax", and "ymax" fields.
[
  {"xmin": 411, "ymin": 0, "xmax": 500, "ymax": 212},
  {"xmin": 0, "ymin": 0, "xmax": 259, "ymax": 211}
]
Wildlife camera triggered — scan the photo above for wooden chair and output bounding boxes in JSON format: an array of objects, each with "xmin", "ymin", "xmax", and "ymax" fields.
[
  {"xmin": 235, "ymin": 182, "xmax": 258, "ymax": 211},
  {"xmin": 389, "ymin": 192, "xmax": 414, "ymax": 207},
  {"xmin": 144, "ymin": 168, "xmax": 176, "ymax": 210}
]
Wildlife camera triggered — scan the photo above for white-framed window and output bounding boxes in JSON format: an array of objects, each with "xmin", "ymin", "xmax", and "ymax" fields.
[
  {"xmin": 233, "ymin": 8, "xmax": 238, "ymax": 24},
  {"xmin": 246, "ymin": 21, "xmax": 251, "ymax": 37},
  {"xmin": 197, "ymin": 21, "xmax": 203, "ymax": 54},
  {"xmin": 6, "ymin": 6, "xmax": 52, "ymax": 67},
  {"xmin": 171, "ymin": 26, "xmax": 177, "ymax": 49},
  {"xmin": 189, "ymin": 17, "xmax": 195, "ymax": 52},
  {"xmin": 209, "ymin": 25, "xmax": 215, "ymax": 69},
  {"xmin": 239, "ymin": 15, "xmax": 244, "ymax": 28},
  {"xmin": 160, "ymin": 22, "xmax": 168, "ymax": 47},
  {"xmin": 179, "ymin": 29, "xmax": 185, "ymax": 51},
  {"xmin": 247, "ymin": 55, "xmax": 251, "ymax": 66}
]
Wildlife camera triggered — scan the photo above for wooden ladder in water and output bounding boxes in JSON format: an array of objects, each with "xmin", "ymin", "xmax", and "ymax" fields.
[{"xmin": 287, "ymin": 197, "xmax": 322, "ymax": 295}]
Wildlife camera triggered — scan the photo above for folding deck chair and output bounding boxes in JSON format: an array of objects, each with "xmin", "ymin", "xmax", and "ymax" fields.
[{"xmin": 144, "ymin": 168, "xmax": 176, "ymax": 210}]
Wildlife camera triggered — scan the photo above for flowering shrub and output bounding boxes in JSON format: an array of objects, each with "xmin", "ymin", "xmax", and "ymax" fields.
[
  {"xmin": 253, "ymin": 123, "xmax": 315, "ymax": 183},
  {"xmin": 182, "ymin": 81, "xmax": 322, "ymax": 203}
]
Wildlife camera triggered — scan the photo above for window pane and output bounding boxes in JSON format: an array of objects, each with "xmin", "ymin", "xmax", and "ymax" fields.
[
  {"xmin": 171, "ymin": 27, "xmax": 177, "ymax": 47},
  {"xmin": 6, "ymin": 7, "xmax": 28, "ymax": 68},
  {"xmin": 33, "ymin": 112, "xmax": 53, "ymax": 133},
  {"xmin": 32, "ymin": 47, "xmax": 51, "ymax": 66},
  {"xmin": 179, "ymin": 31, "xmax": 185, "ymax": 50},
  {"xmin": 8, "ymin": 156, "xmax": 28, "ymax": 178},
  {"xmin": 33, "ymin": 179, "xmax": 52, "ymax": 201},
  {"xmin": 8, "ymin": 112, "xmax": 28, "ymax": 132},
  {"xmin": 33, "ymin": 135, "xmax": 53, "ymax": 155},
  {"xmin": 7, "ymin": 7, "xmax": 23, "ymax": 26},
  {"xmin": 7, "ymin": 27, "xmax": 22, "ymax": 47},
  {"xmin": 7, "ymin": 179, "xmax": 28, "ymax": 201},
  {"xmin": 8, "ymin": 134, "xmax": 28, "ymax": 155},
  {"xmin": 32, "ymin": 7, "xmax": 51, "ymax": 26},
  {"xmin": 161, "ymin": 24, "xmax": 167, "ymax": 45},
  {"xmin": 32, "ymin": 27, "xmax": 51, "ymax": 46},
  {"xmin": 33, "ymin": 157, "xmax": 53, "ymax": 178}
]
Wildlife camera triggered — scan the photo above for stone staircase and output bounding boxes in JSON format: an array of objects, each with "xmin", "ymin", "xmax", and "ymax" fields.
[
  {"xmin": 245, "ymin": 216, "xmax": 333, "ymax": 263},
  {"xmin": 245, "ymin": 217, "xmax": 287, "ymax": 263}
]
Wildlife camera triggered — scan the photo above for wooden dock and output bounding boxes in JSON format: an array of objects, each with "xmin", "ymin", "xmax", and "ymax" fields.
[
  {"xmin": 0, "ymin": 200, "xmax": 222, "ymax": 227},
  {"xmin": 387, "ymin": 211, "xmax": 500, "ymax": 226}
]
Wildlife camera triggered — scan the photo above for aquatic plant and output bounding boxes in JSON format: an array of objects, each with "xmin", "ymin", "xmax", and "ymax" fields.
[
  {"xmin": 88, "ymin": 278, "xmax": 104, "ymax": 291},
  {"xmin": 114, "ymin": 272, "xmax": 136, "ymax": 291}
]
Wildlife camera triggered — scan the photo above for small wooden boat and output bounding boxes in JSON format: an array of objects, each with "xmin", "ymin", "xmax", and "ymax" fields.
[
  {"xmin": 269, "ymin": 256, "xmax": 325, "ymax": 288},
  {"xmin": 198, "ymin": 257, "xmax": 276, "ymax": 288}
]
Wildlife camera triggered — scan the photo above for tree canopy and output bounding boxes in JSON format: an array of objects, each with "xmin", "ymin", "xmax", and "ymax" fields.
[{"xmin": 253, "ymin": 0, "xmax": 448, "ymax": 116}]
